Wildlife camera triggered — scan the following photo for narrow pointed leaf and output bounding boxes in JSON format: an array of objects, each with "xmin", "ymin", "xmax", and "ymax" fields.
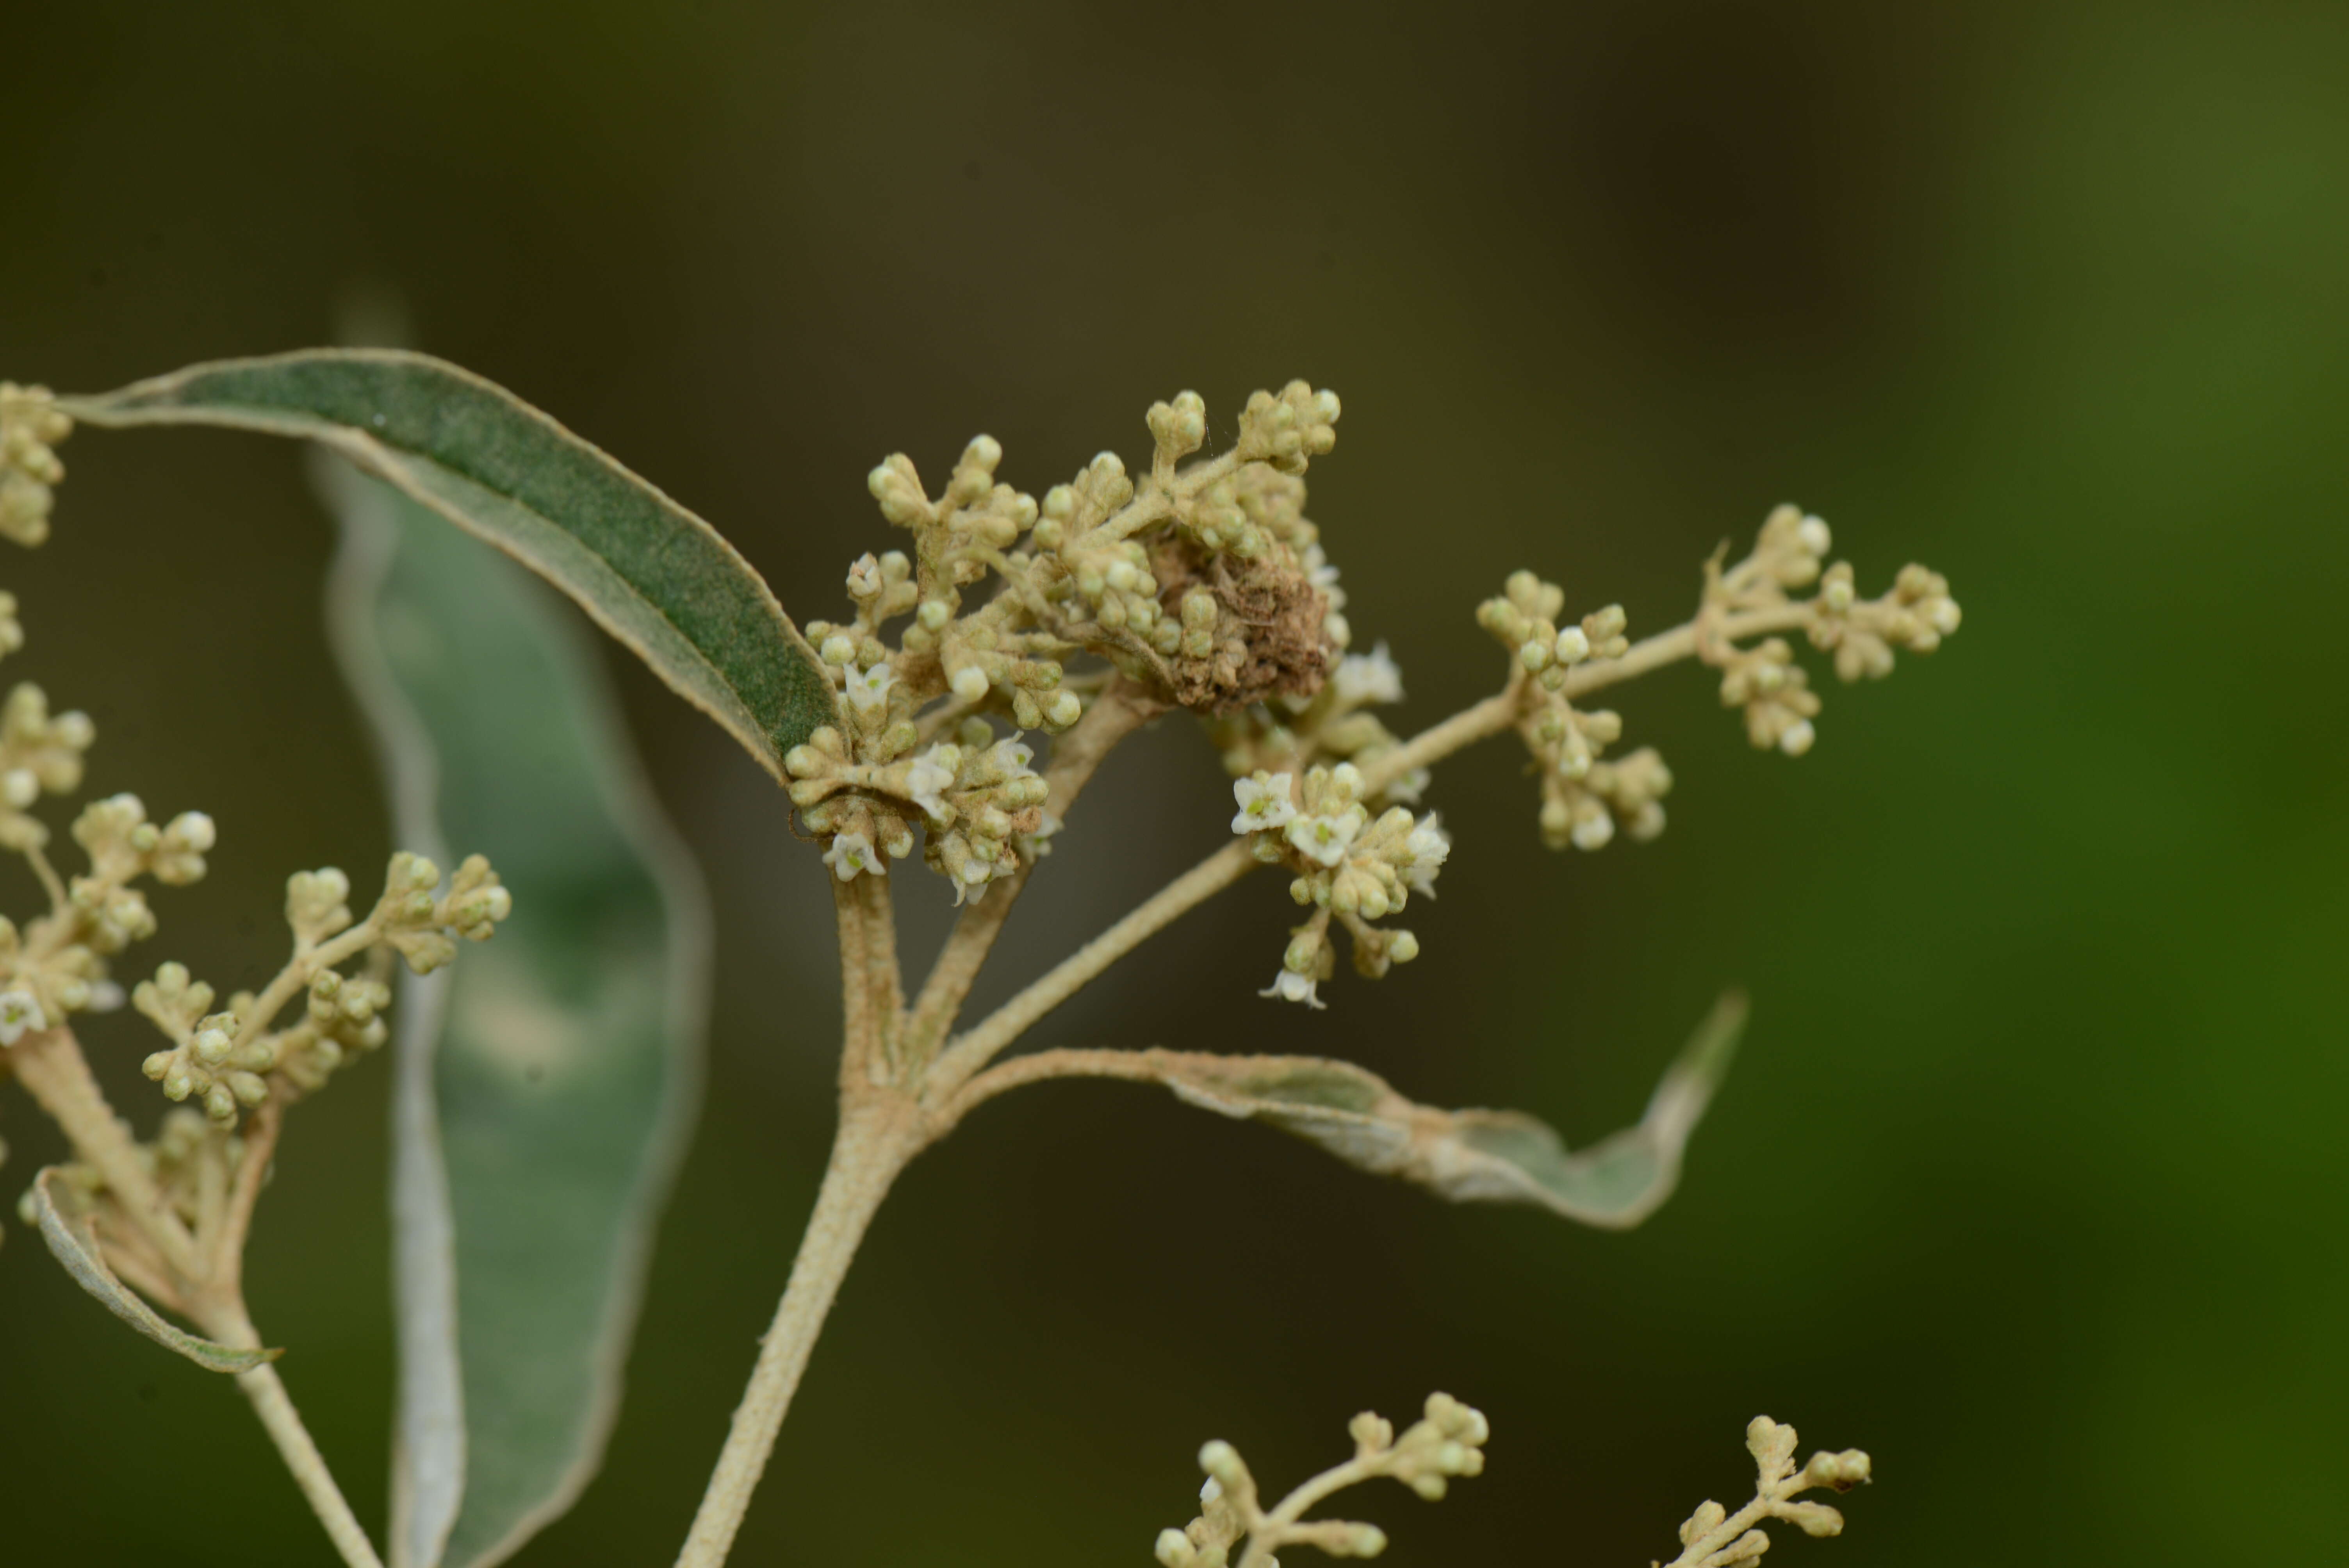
[
  {"xmin": 1122, "ymin": 993, "xmax": 1745, "ymax": 1229},
  {"xmin": 320, "ymin": 457, "xmax": 711, "ymax": 1568},
  {"xmin": 29, "ymin": 1168, "xmax": 281, "ymax": 1374},
  {"xmin": 61, "ymin": 349, "xmax": 834, "ymax": 780}
]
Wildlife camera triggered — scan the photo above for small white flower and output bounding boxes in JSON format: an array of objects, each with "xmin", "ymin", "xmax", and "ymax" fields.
[
  {"xmin": 1230, "ymin": 772, "xmax": 1298, "ymax": 835},
  {"xmin": 1797, "ymin": 514, "xmax": 1833, "ymax": 556},
  {"xmin": 821, "ymin": 832, "xmax": 884, "ymax": 882},
  {"xmin": 1571, "ymin": 808, "xmax": 1615, "ymax": 851},
  {"xmin": 843, "ymin": 663, "xmax": 895, "ymax": 715},
  {"xmin": 0, "ymin": 987, "xmax": 47, "ymax": 1044},
  {"xmin": 1333, "ymin": 641, "xmax": 1404, "ymax": 706},
  {"xmin": 1301, "ymin": 543, "xmax": 1341, "ymax": 593},
  {"xmin": 993, "ymin": 737, "xmax": 1036, "ymax": 773},
  {"xmin": 950, "ymin": 664, "xmax": 991, "ymax": 703},
  {"xmin": 1403, "ymin": 813, "xmax": 1451, "ymax": 896},
  {"xmin": 1258, "ymin": 968, "xmax": 1325, "ymax": 1009},
  {"xmin": 1384, "ymin": 766, "xmax": 1432, "ymax": 806},
  {"xmin": 1021, "ymin": 811, "xmax": 1064, "ymax": 858},
  {"xmin": 0, "ymin": 768, "xmax": 36, "ymax": 809},
  {"xmin": 1287, "ymin": 807, "xmax": 1363, "ymax": 867},
  {"xmin": 904, "ymin": 746, "xmax": 958, "ymax": 820},
  {"xmin": 1778, "ymin": 718, "xmax": 1816, "ymax": 757},
  {"xmin": 86, "ymin": 979, "xmax": 127, "ymax": 1014}
]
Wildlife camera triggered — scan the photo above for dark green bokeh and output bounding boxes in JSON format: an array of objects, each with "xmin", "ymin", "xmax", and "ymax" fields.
[{"xmin": 2, "ymin": 3, "xmax": 2341, "ymax": 1563}]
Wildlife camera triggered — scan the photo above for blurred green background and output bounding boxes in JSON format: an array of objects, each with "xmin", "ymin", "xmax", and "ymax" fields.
[{"xmin": 2, "ymin": 2, "xmax": 2343, "ymax": 1563}]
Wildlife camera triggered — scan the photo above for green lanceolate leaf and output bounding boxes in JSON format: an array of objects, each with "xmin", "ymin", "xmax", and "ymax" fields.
[
  {"xmin": 1120, "ymin": 992, "xmax": 1745, "ymax": 1229},
  {"xmin": 28, "ymin": 1167, "xmax": 282, "ymax": 1374},
  {"xmin": 61, "ymin": 349, "xmax": 834, "ymax": 779},
  {"xmin": 319, "ymin": 457, "xmax": 711, "ymax": 1568}
]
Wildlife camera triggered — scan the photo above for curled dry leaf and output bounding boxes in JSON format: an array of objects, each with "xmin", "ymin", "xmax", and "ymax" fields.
[
  {"xmin": 1102, "ymin": 992, "xmax": 1744, "ymax": 1229},
  {"xmin": 29, "ymin": 1167, "xmax": 280, "ymax": 1374}
]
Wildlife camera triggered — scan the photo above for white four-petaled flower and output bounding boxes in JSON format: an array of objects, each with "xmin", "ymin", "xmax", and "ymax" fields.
[
  {"xmin": 1287, "ymin": 806, "xmax": 1364, "ymax": 867},
  {"xmin": 1333, "ymin": 641, "xmax": 1403, "ymax": 707},
  {"xmin": 0, "ymin": 987, "xmax": 47, "ymax": 1044},
  {"xmin": 1258, "ymin": 969, "xmax": 1324, "ymax": 1010},
  {"xmin": 1230, "ymin": 772, "xmax": 1298, "ymax": 835},
  {"xmin": 1403, "ymin": 813, "xmax": 1451, "ymax": 897},
  {"xmin": 844, "ymin": 663, "xmax": 895, "ymax": 714},
  {"xmin": 822, "ymin": 832, "xmax": 884, "ymax": 882},
  {"xmin": 905, "ymin": 746, "xmax": 957, "ymax": 821}
]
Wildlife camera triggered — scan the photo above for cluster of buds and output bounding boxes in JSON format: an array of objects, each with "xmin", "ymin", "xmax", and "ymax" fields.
[
  {"xmin": 1809, "ymin": 559, "xmax": 1963, "ymax": 681},
  {"xmin": 1154, "ymin": 1394, "xmax": 1488, "ymax": 1568},
  {"xmin": 133, "ymin": 853, "xmax": 506, "ymax": 1124},
  {"xmin": 798, "ymin": 382, "xmax": 1352, "ymax": 900},
  {"xmin": 1035, "ymin": 452, "xmax": 1171, "ymax": 651},
  {"xmin": 0, "ymin": 683, "xmax": 97, "ymax": 852},
  {"xmin": 1663, "ymin": 1417, "xmax": 1873, "ymax": 1568},
  {"xmin": 272, "ymin": 968, "xmax": 396, "ymax": 1092},
  {"xmin": 0, "ymin": 383, "xmax": 70, "ymax": 549},
  {"xmin": 1232, "ymin": 764, "xmax": 1447, "ymax": 1005},
  {"xmin": 904, "ymin": 727, "xmax": 1051, "ymax": 900},
  {"xmin": 0, "ymin": 794, "xmax": 214, "ymax": 1028},
  {"xmin": 374, "ymin": 852, "xmax": 512, "ymax": 975},
  {"xmin": 1701, "ymin": 505, "xmax": 1962, "ymax": 756},
  {"xmin": 1480, "ymin": 572, "xmax": 1666, "ymax": 852},
  {"xmin": 135, "ymin": 961, "xmax": 276, "ymax": 1123},
  {"xmin": 1716, "ymin": 634, "xmax": 1822, "ymax": 755}
]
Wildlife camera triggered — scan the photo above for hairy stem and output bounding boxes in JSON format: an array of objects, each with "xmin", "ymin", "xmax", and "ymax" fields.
[
  {"xmin": 904, "ymin": 682, "xmax": 1164, "ymax": 1066},
  {"xmin": 928, "ymin": 600, "xmax": 1816, "ymax": 1091},
  {"xmin": 9, "ymin": 1027, "xmax": 201, "ymax": 1276},
  {"xmin": 937, "ymin": 1044, "xmax": 1203, "ymax": 1125},
  {"xmin": 218, "ymin": 1314, "xmax": 392, "ymax": 1568},
  {"xmin": 926, "ymin": 842, "xmax": 1256, "ymax": 1099},
  {"xmin": 673, "ymin": 1100, "xmax": 921, "ymax": 1568}
]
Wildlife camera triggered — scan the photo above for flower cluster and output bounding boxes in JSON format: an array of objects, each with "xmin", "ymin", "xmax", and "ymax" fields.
[
  {"xmin": 1661, "ymin": 1417, "xmax": 1873, "ymax": 1568},
  {"xmin": 0, "ymin": 383, "xmax": 70, "ymax": 548},
  {"xmin": 1701, "ymin": 504, "xmax": 1961, "ymax": 754},
  {"xmin": 0, "ymin": 684, "xmax": 98, "ymax": 852},
  {"xmin": 1154, "ymin": 1393, "xmax": 1489, "ymax": 1568},
  {"xmin": 789, "ymin": 381, "xmax": 1349, "ymax": 902},
  {"xmin": 1477, "ymin": 572, "xmax": 1671, "ymax": 852},
  {"xmin": 0, "ymin": 792, "xmax": 216, "ymax": 1035},
  {"xmin": 1231, "ymin": 763, "xmax": 1447, "ymax": 1006},
  {"xmin": 133, "ymin": 852, "xmax": 509, "ymax": 1124}
]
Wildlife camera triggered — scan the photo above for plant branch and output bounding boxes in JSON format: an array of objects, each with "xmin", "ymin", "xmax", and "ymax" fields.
[
  {"xmin": 673, "ymin": 1100, "xmax": 923, "ymax": 1568},
  {"xmin": 8, "ymin": 1027, "xmax": 201, "ymax": 1276},
  {"xmin": 225, "ymin": 1346, "xmax": 387, "ymax": 1568},
  {"xmin": 215, "ymin": 1099, "xmax": 282, "ymax": 1292},
  {"xmin": 903, "ymin": 681, "xmax": 1164, "ymax": 1066},
  {"xmin": 925, "ymin": 843, "xmax": 1256, "ymax": 1100},
  {"xmin": 925, "ymin": 599, "xmax": 1817, "ymax": 1092},
  {"xmin": 935, "ymin": 1044, "xmax": 1195, "ymax": 1126}
]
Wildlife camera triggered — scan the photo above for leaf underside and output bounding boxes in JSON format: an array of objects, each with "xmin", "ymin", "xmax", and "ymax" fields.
[
  {"xmin": 63, "ymin": 349, "xmax": 835, "ymax": 778},
  {"xmin": 321, "ymin": 458, "xmax": 711, "ymax": 1568},
  {"xmin": 29, "ymin": 1168, "xmax": 281, "ymax": 1374},
  {"xmin": 1142, "ymin": 992, "xmax": 1746, "ymax": 1229}
]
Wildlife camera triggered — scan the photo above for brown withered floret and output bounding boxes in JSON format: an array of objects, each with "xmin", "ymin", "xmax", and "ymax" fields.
[{"xmin": 1152, "ymin": 537, "xmax": 1334, "ymax": 715}]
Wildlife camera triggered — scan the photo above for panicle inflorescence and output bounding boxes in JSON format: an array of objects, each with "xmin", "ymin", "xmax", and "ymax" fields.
[
  {"xmin": 1154, "ymin": 1394, "xmax": 1488, "ymax": 1568},
  {"xmin": 1660, "ymin": 1417, "xmax": 1873, "ymax": 1568},
  {"xmin": 133, "ymin": 853, "xmax": 511, "ymax": 1124},
  {"xmin": 1228, "ymin": 762, "xmax": 1447, "ymax": 1008},
  {"xmin": 788, "ymin": 381, "xmax": 1348, "ymax": 902},
  {"xmin": 784, "ymin": 385, "xmax": 1958, "ymax": 1026},
  {"xmin": 0, "ymin": 383, "xmax": 71, "ymax": 549}
]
